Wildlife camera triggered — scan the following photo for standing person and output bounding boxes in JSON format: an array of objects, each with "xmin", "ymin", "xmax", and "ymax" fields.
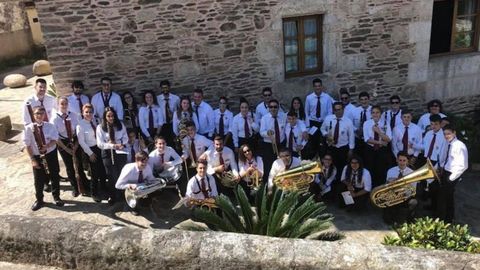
[
  {"xmin": 320, "ymin": 102, "xmax": 355, "ymax": 181},
  {"xmin": 285, "ymin": 111, "xmax": 308, "ymax": 157},
  {"xmin": 290, "ymin": 97, "xmax": 309, "ymax": 127},
  {"xmin": 381, "ymin": 95, "xmax": 403, "ymax": 131},
  {"xmin": 23, "ymin": 78, "xmax": 57, "ymax": 126},
  {"xmin": 351, "ymin": 91, "xmax": 372, "ymax": 158},
  {"xmin": 122, "ymin": 91, "xmax": 139, "ymax": 134},
  {"xmin": 392, "ymin": 109, "xmax": 423, "ymax": 168},
  {"xmin": 51, "ymin": 96, "xmax": 88, "ymax": 197},
  {"xmin": 148, "ymin": 136, "xmax": 182, "ymax": 178},
  {"xmin": 304, "ymin": 78, "xmax": 334, "ymax": 159},
  {"xmin": 338, "ymin": 88, "xmax": 356, "ymax": 122},
  {"xmin": 157, "ymin": 80, "xmax": 180, "ymax": 147},
  {"xmin": 213, "ymin": 96, "xmax": 234, "ymax": 149},
  {"xmin": 96, "ymin": 107, "xmax": 128, "ymax": 205},
  {"xmin": 76, "ymin": 103, "xmax": 106, "ymax": 203},
  {"xmin": 267, "ymin": 147, "xmax": 302, "ymax": 192},
  {"xmin": 91, "ymin": 77, "xmax": 124, "ymax": 120},
  {"xmin": 310, "ymin": 153, "xmax": 337, "ymax": 202},
  {"xmin": 173, "ymin": 96, "xmax": 199, "ymax": 138},
  {"xmin": 255, "ymin": 87, "xmax": 284, "ymax": 127},
  {"xmin": 231, "ymin": 98, "xmax": 257, "ymax": 153},
  {"xmin": 67, "ymin": 80, "xmax": 90, "ymax": 121},
  {"xmin": 237, "ymin": 144, "xmax": 264, "ymax": 201},
  {"xmin": 138, "ymin": 90, "xmax": 164, "ymax": 147},
  {"xmin": 191, "ymin": 88, "xmax": 214, "ymax": 138},
  {"xmin": 437, "ymin": 124, "xmax": 468, "ymax": 223},
  {"xmin": 23, "ymin": 106, "xmax": 64, "ymax": 210},
  {"xmin": 185, "ymin": 160, "xmax": 218, "ymax": 202},
  {"xmin": 339, "ymin": 155, "xmax": 372, "ymax": 211},
  {"xmin": 417, "ymin": 99, "xmax": 447, "ymax": 135},
  {"xmin": 363, "ymin": 105, "xmax": 392, "ymax": 188}
]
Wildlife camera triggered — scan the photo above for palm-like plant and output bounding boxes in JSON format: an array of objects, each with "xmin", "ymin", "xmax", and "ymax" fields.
[{"xmin": 186, "ymin": 184, "xmax": 342, "ymax": 240}]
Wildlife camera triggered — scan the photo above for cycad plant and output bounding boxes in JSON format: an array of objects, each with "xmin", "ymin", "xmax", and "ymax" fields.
[{"xmin": 185, "ymin": 184, "xmax": 342, "ymax": 240}]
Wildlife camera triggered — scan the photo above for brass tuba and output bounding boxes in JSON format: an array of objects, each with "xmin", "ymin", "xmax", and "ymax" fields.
[
  {"xmin": 125, "ymin": 178, "xmax": 167, "ymax": 208},
  {"xmin": 370, "ymin": 159, "xmax": 439, "ymax": 208},
  {"xmin": 273, "ymin": 161, "xmax": 322, "ymax": 193}
]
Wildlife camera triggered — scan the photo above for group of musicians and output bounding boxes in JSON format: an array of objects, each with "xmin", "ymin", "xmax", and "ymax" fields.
[{"xmin": 22, "ymin": 77, "xmax": 468, "ymax": 224}]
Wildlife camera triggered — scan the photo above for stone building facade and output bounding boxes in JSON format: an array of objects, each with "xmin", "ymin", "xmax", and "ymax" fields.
[{"xmin": 33, "ymin": 0, "xmax": 480, "ymax": 116}]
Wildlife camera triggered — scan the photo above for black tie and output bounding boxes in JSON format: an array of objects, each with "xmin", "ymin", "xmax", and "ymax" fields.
[
  {"xmin": 315, "ymin": 96, "xmax": 321, "ymax": 118},
  {"xmin": 219, "ymin": 113, "xmax": 224, "ymax": 136}
]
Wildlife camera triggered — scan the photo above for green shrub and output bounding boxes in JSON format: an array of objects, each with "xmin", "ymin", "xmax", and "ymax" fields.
[{"xmin": 383, "ymin": 217, "xmax": 480, "ymax": 253}]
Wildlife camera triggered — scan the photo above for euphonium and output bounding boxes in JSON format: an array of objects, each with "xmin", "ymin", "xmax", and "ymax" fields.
[
  {"xmin": 274, "ymin": 161, "xmax": 322, "ymax": 193},
  {"xmin": 156, "ymin": 164, "xmax": 182, "ymax": 183},
  {"xmin": 125, "ymin": 178, "xmax": 167, "ymax": 208},
  {"xmin": 370, "ymin": 159, "xmax": 439, "ymax": 208}
]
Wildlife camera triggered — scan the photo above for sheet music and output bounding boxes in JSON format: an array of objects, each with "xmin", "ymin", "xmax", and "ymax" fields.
[{"xmin": 341, "ymin": 191, "xmax": 355, "ymax": 205}]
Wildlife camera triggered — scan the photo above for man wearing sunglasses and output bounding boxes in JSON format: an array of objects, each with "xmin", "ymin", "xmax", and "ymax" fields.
[
  {"xmin": 91, "ymin": 77, "xmax": 124, "ymax": 120},
  {"xmin": 417, "ymin": 99, "xmax": 447, "ymax": 136},
  {"xmin": 255, "ymin": 87, "xmax": 284, "ymax": 127}
]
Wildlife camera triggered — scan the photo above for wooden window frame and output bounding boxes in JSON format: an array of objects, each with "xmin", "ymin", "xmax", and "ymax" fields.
[{"xmin": 283, "ymin": 15, "xmax": 323, "ymax": 78}]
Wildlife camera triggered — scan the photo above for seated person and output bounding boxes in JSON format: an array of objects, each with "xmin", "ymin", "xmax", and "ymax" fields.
[
  {"xmin": 268, "ymin": 147, "xmax": 301, "ymax": 193},
  {"xmin": 126, "ymin": 130, "xmax": 148, "ymax": 163},
  {"xmin": 340, "ymin": 155, "xmax": 372, "ymax": 210},
  {"xmin": 383, "ymin": 151, "xmax": 417, "ymax": 225},
  {"xmin": 185, "ymin": 160, "xmax": 218, "ymax": 207},
  {"xmin": 148, "ymin": 136, "xmax": 182, "ymax": 180},
  {"xmin": 310, "ymin": 153, "xmax": 337, "ymax": 202},
  {"xmin": 115, "ymin": 151, "xmax": 157, "ymax": 215}
]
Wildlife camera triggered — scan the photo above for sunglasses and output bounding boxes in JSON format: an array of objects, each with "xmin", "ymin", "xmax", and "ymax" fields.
[
  {"xmin": 243, "ymin": 149, "xmax": 251, "ymax": 153},
  {"xmin": 391, "ymin": 101, "xmax": 400, "ymax": 104},
  {"xmin": 340, "ymin": 97, "xmax": 349, "ymax": 100},
  {"xmin": 263, "ymin": 94, "xmax": 272, "ymax": 97},
  {"xmin": 269, "ymin": 106, "xmax": 278, "ymax": 109}
]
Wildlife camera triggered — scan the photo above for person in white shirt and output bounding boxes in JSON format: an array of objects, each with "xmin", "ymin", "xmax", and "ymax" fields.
[
  {"xmin": 383, "ymin": 151, "xmax": 416, "ymax": 224},
  {"xmin": 138, "ymin": 90, "xmax": 164, "ymax": 145},
  {"xmin": 237, "ymin": 144, "xmax": 264, "ymax": 201},
  {"xmin": 268, "ymin": 147, "xmax": 302, "ymax": 191},
  {"xmin": 437, "ymin": 124, "xmax": 468, "ymax": 223},
  {"xmin": 76, "ymin": 103, "xmax": 106, "ymax": 203},
  {"xmin": 285, "ymin": 111, "xmax": 308, "ymax": 157},
  {"xmin": 199, "ymin": 136, "xmax": 239, "ymax": 198},
  {"xmin": 126, "ymin": 130, "xmax": 148, "ymax": 163},
  {"xmin": 289, "ymin": 97, "xmax": 309, "ymax": 128},
  {"xmin": 192, "ymin": 88, "xmax": 214, "ymax": 138},
  {"xmin": 157, "ymin": 80, "xmax": 180, "ymax": 146},
  {"xmin": 231, "ymin": 98, "xmax": 257, "ymax": 152},
  {"xmin": 96, "ymin": 107, "xmax": 129, "ymax": 205},
  {"xmin": 121, "ymin": 91, "xmax": 140, "ymax": 134},
  {"xmin": 172, "ymin": 96, "xmax": 199, "ymax": 138},
  {"xmin": 363, "ymin": 105, "xmax": 392, "ymax": 187},
  {"xmin": 67, "ymin": 80, "xmax": 90, "ymax": 121},
  {"xmin": 351, "ymin": 91, "xmax": 372, "ymax": 158},
  {"xmin": 304, "ymin": 78, "xmax": 334, "ymax": 159},
  {"xmin": 320, "ymin": 102, "xmax": 355, "ymax": 180},
  {"xmin": 338, "ymin": 88, "xmax": 356, "ymax": 122},
  {"xmin": 417, "ymin": 99, "xmax": 447, "ymax": 135},
  {"xmin": 310, "ymin": 154, "xmax": 337, "ymax": 202},
  {"xmin": 392, "ymin": 109, "xmax": 423, "ymax": 168},
  {"xmin": 255, "ymin": 87, "xmax": 284, "ymax": 128},
  {"xmin": 115, "ymin": 151, "xmax": 157, "ymax": 215},
  {"xmin": 23, "ymin": 106, "xmax": 64, "ymax": 211},
  {"xmin": 91, "ymin": 77, "xmax": 124, "ymax": 120},
  {"xmin": 148, "ymin": 136, "xmax": 182, "ymax": 178},
  {"xmin": 51, "ymin": 96, "xmax": 87, "ymax": 197},
  {"xmin": 213, "ymin": 96, "xmax": 234, "ymax": 148},
  {"xmin": 186, "ymin": 159, "xmax": 218, "ymax": 201},
  {"xmin": 381, "ymin": 95, "xmax": 403, "ymax": 131},
  {"xmin": 22, "ymin": 78, "xmax": 57, "ymax": 126},
  {"xmin": 340, "ymin": 155, "xmax": 372, "ymax": 210}
]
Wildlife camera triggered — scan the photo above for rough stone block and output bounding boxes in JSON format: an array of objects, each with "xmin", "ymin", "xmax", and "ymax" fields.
[
  {"xmin": 2, "ymin": 74, "xmax": 27, "ymax": 88},
  {"xmin": 0, "ymin": 124, "xmax": 6, "ymax": 141},
  {"xmin": 32, "ymin": 60, "xmax": 52, "ymax": 76},
  {"xmin": 0, "ymin": 116, "xmax": 12, "ymax": 133}
]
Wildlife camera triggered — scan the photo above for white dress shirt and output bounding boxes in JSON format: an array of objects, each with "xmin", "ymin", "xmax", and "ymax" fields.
[
  {"xmin": 386, "ymin": 166, "xmax": 415, "ymax": 188},
  {"xmin": 96, "ymin": 123, "xmax": 128, "ymax": 150},
  {"xmin": 255, "ymin": 102, "xmax": 285, "ymax": 127},
  {"xmin": 392, "ymin": 123, "xmax": 423, "ymax": 157},
  {"xmin": 50, "ymin": 111, "xmax": 79, "ymax": 140},
  {"xmin": 340, "ymin": 166, "xmax": 372, "ymax": 192},
  {"xmin": 423, "ymin": 129, "xmax": 447, "ymax": 162},
  {"xmin": 342, "ymin": 103, "xmax": 356, "ymax": 122},
  {"xmin": 381, "ymin": 109, "xmax": 403, "ymax": 130},
  {"xmin": 439, "ymin": 137, "xmax": 468, "ymax": 181},
  {"xmin": 22, "ymin": 94, "xmax": 57, "ymax": 126},
  {"xmin": 320, "ymin": 115, "xmax": 355, "ymax": 149},
  {"xmin": 304, "ymin": 92, "xmax": 334, "ymax": 123},
  {"xmin": 362, "ymin": 119, "xmax": 392, "ymax": 147},
  {"xmin": 231, "ymin": 113, "xmax": 257, "ymax": 147},
  {"xmin": 202, "ymin": 146, "xmax": 239, "ymax": 176},
  {"xmin": 157, "ymin": 93, "xmax": 180, "ymax": 123},
  {"xmin": 417, "ymin": 112, "xmax": 447, "ymax": 132},
  {"xmin": 351, "ymin": 105, "xmax": 372, "ymax": 131},
  {"xmin": 67, "ymin": 94, "xmax": 90, "ymax": 120},
  {"xmin": 284, "ymin": 120, "xmax": 307, "ymax": 151},
  {"xmin": 192, "ymin": 101, "xmax": 214, "ymax": 136},
  {"xmin": 268, "ymin": 157, "xmax": 302, "ymax": 188},
  {"xmin": 186, "ymin": 174, "xmax": 218, "ymax": 200},
  {"xmin": 213, "ymin": 109, "xmax": 234, "ymax": 136},
  {"xmin": 172, "ymin": 111, "xmax": 199, "ymax": 136},
  {"xmin": 138, "ymin": 105, "xmax": 164, "ymax": 138},
  {"xmin": 76, "ymin": 119, "xmax": 98, "ymax": 156},
  {"xmin": 239, "ymin": 156, "xmax": 264, "ymax": 182},
  {"xmin": 23, "ymin": 122, "xmax": 58, "ymax": 155},
  {"xmin": 181, "ymin": 134, "xmax": 213, "ymax": 159},
  {"xmin": 91, "ymin": 91, "xmax": 124, "ymax": 120},
  {"xmin": 260, "ymin": 112, "xmax": 287, "ymax": 143},
  {"xmin": 115, "ymin": 163, "xmax": 156, "ymax": 190},
  {"xmin": 148, "ymin": 146, "xmax": 182, "ymax": 172}
]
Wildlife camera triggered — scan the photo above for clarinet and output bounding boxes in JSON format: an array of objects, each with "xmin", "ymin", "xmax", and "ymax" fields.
[
  {"xmin": 26, "ymin": 102, "xmax": 35, "ymax": 123},
  {"xmin": 107, "ymin": 124, "xmax": 115, "ymax": 165},
  {"xmin": 33, "ymin": 124, "xmax": 50, "ymax": 175}
]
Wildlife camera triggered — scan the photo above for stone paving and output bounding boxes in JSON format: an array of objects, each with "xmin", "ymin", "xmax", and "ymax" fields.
[{"xmin": 0, "ymin": 70, "xmax": 479, "ymax": 249}]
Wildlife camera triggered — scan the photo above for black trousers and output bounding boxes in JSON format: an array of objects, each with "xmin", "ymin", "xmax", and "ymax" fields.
[
  {"xmin": 363, "ymin": 145, "xmax": 389, "ymax": 188},
  {"xmin": 102, "ymin": 150, "xmax": 127, "ymax": 201},
  {"xmin": 58, "ymin": 139, "xmax": 88, "ymax": 193},
  {"xmin": 436, "ymin": 171, "xmax": 458, "ymax": 223},
  {"xmin": 354, "ymin": 137, "xmax": 365, "ymax": 160},
  {"xmin": 327, "ymin": 145, "xmax": 349, "ymax": 182},
  {"xmin": 89, "ymin": 146, "xmax": 107, "ymax": 196},
  {"xmin": 303, "ymin": 120, "xmax": 324, "ymax": 159},
  {"xmin": 383, "ymin": 199, "xmax": 417, "ymax": 224},
  {"xmin": 259, "ymin": 140, "xmax": 285, "ymax": 184},
  {"xmin": 33, "ymin": 149, "xmax": 61, "ymax": 201},
  {"xmin": 160, "ymin": 122, "xmax": 175, "ymax": 147}
]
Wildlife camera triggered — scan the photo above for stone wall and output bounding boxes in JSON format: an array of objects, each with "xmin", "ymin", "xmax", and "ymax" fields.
[
  {"xmin": 33, "ymin": 0, "xmax": 436, "ymax": 113},
  {"xmin": 1, "ymin": 215, "xmax": 479, "ymax": 270},
  {"xmin": 0, "ymin": 1, "xmax": 34, "ymax": 61}
]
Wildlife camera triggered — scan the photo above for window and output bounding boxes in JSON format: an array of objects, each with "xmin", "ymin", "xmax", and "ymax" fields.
[
  {"xmin": 430, "ymin": 0, "xmax": 480, "ymax": 55},
  {"xmin": 283, "ymin": 15, "xmax": 323, "ymax": 77}
]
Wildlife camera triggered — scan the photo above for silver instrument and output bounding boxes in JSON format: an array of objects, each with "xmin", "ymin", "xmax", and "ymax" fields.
[
  {"xmin": 155, "ymin": 164, "xmax": 183, "ymax": 184},
  {"xmin": 125, "ymin": 178, "xmax": 167, "ymax": 208}
]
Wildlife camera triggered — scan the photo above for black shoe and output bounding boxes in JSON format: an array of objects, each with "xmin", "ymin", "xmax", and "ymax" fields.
[
  {"xmin": 130, "ymin": 209, "xmax": 139, "ymax": 216},
  {"xmin": 44, "ymin": 184, "xmax": 52, "ymax": 193},
  {"xmin": 108, "ymin": 198, "xmax": 115, "ymax": 206},
  {"xmin": 54, "ymin": 199, "xmax": 65, "ymax": 207},
  {"xmin": 72, "ymin": 190, "xmax": 80, "ymax": 197},
  {"xmin": 31, "ymin": 200, "xmax": 44, "ymax": 211},
  {"xmin": 92, "ymin": 195, "xmax": 102, "ymax": 203}
]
